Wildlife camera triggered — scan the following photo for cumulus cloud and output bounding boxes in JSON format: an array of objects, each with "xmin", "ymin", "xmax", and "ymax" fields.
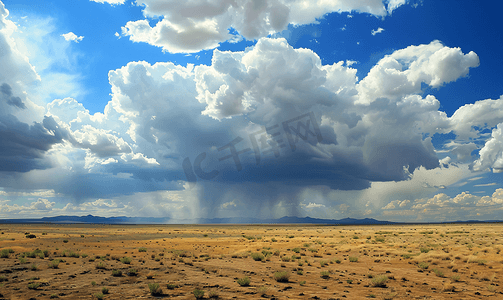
[
  {"xmin": 2, "ymin": 0, "xmax": 502, "ymax": 221},
  {"xmin": 61, "ymin": 32, "xmax": 84, "ymax": 43},
  {"xmin": 473, "ymin": 123, "xmax": 503, "ymax": 173},
  {"xmin": 386, "ymin": 0, "xmax": 408, "ymax": 14},
  {"xmin": 120, "ymin": 0, "xmax": 397, "ymax": 53},
  {"xmin": 371, "ymin": 27, "xmax": 385, "ymax": 35}
]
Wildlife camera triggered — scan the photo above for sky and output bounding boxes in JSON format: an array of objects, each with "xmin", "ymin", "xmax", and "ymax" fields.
[{"xmin": 0, "ymin": 0, "xmax": 503, "ymax": 223}]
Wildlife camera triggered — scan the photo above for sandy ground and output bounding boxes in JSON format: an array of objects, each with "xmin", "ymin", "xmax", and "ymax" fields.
[{"xmin": 0, "ymin": 223, "xmax": 502, "ymax": 299}]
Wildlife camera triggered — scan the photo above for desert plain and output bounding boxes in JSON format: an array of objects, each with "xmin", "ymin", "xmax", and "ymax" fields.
[{"xmin": 0, "ymin": 223, "xmax": 502, "ymax": 299}]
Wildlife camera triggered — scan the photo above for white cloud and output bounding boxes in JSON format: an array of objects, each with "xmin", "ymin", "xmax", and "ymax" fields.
[
  {"xmin": 386, "ymin": 0, "xmax": 408, "ymax": 14},
  {"xmin": 473, "ymin": 123, "xmax": 503, "ymax": 173},
  {"xmin": 120, "ymin": 0, "xmax": 393, "ymax": 53},
  {"xmin": 474, "ymin": 183, "xmax": 498, "ymax": 187},
  {"xmin": 90, "ymin": 0, "xmax": 125, "ymax": 4},
  {"xmin": 371, "ymin": 27, "xmax": 385, "ymax": 35},
  {"xmin": 61, "ymin": 32, "xmax": 84, "ymax": 43}
]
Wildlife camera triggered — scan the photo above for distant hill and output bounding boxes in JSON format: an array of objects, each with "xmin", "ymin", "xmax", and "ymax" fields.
[{"xmin": 0, "ymin": 214, "xmax": 501, "ymax": 225}]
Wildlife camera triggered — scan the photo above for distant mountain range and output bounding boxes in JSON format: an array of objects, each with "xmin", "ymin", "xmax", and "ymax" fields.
[{"xmin": 0, "ymin": 215, "xmax": 501, "ymax": 225}]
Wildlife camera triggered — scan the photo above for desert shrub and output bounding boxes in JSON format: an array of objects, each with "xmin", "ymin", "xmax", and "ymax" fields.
[
  {"xmin": 274, "ymin": 271, "xmax": 289, "ymax": 282},
  {"xmin": 237, "ymin": 276, "xmax": 251, "ymax": 286},
  {"xmin": 297, "ymin": 269, "xmax": 303, "ymax": 275},
  {"xmin": 370, "ymin": 275, "xmax": 388, "ymax": 287},
  {"xmin": 49, "ymin": 294, "xmax": 58, "ymax": 299},
  {"xmin": 292, "ymin": 248, "xmax": 301, "ymax": 253},
  {"xmin": 281, "ymin": 256, "xmax": 291, "ymax": 262},
  {"xmin": 208, "ymin": 290, "xmax": 219, "ymax": 298},
  {"xmin": 193, "ymin": 289, "xmax": 205, "ymax": 299},
  {"xmin": 166, "ymin": 283, "xmax": 177, "ymax": 289},
  {"xmin": 68, "ymin": 251, "xmax": 79, "ymax": 258},
  {"xmin": 420, "ymin": 247, "xmax": 431, "ymax": 253},
  {"xmin": 349, "ymin": 256, "xmax": 358, "ymax": 262},
  {"xmin": 273, "ymin": 250, "xmax": 280, "ymax": 256},
  {"xmin": 28, "ymin": 282, "xmax": 40, "ymax": 289},
  {"xmin": 31, "ymin": 263, "xmax": 37, "ymax": 271},
  {"xmin": 101, "ymin": 287, "xmax": 109, "ymax": 294},
  {"xmin": 418, "ymin": 262, "xmax": 429, "ymax": 270},
  {"xmin": 26, "ymin": 234, "xmax": 36, "ymax": 239},
  {"xmin": 319, "ymin": 260, "xmax": 328, "ymax": 267},
  {"xmin": 111, "ymin": 269, "xmax": 122, "ymax": 277},
  {"xmin": 334, "ymin": 258, "xmax": 341, "ymax": 264},
  {"xmin": 451, "ymin": 275, "xmax": 461, "ymax": 282},
  {"xmin": 91, "ymin": 281, "xmax": 97, "ymax": 286},
  {"xmin": 251, "ymin": 253, "xmax": 264, "ymax": 261},
  {"xmin": 148, "ymin": 283, "xmax": 162, "ymax": 295},
  {"xmin": 299, "ymin": 280, "xmax": 306, "ymax": 286},
  {"xmin": 0, "ymin": 276, "xmax": 7, "ymax": 282},
  {"xmin": 120, "ymin": 257, "xmax": 132, "ymax": 264},
  {"xmin": 127, "ymin": 269, "xmax": 137, "ymax": 276},
  {"xmin": 96, "ymin": 262, "xmax": 106, "ymax": 269},
  {"xmin": 375, "ymin": 237, "xmax": 385, "ymax": 243},
  {"xmin": 271, "ymin": 238, "xmax": 277, "ymax": 242},
  {"xmin": 433, "ymin": 268, "xmax": 444, "ymax": 277},
  {"xmin": 308, "ymin": 248, "xmax": 318, "ymax": 253},
  {"xmin": 0, "ymin": 250, "xmax": 10, "ymax": 258},
  {"xmin": 320, "ymin": 271, "xmax": 330, "ymax": 278},
  {"xmin": 138, "ymin": 247, "xmax": 147, "ymax": 252},
  {"xmin": 94, "ymin": 293, "xmax": 104, "ymax": 300},
  {"xmin": 49, "ymin": 259, "xmax": 60, "ymax": 269},
  {"xmin": 63, "ymin": 239, "xmax": 68, "ymax": 243}
]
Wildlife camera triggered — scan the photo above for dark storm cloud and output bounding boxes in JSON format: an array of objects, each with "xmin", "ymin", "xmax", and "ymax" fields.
[
  {"xmin": 0, "ymin": 114, "xmax": 69, "ymax": 172},
  {"xmin": 1, "ymin": 83, "xmax": 26, "ymax": 109}
]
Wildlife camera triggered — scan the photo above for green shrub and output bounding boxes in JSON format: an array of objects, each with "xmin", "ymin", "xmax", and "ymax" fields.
[
  {"xmin": 91, "ymin": 281, "xmax": 97, "ymax": 286},
  {"xmin": 375, "ymin": 237, "xmax": 385, "ymax": 243},
  {"xmin": 31, "ymin": 264, "xmax": 37, "ymax": 271},
  {"xmin": 96, "ymin": 262, "xmax": 106, "ymax": 269},
  {"xmin": 433, "ymin": 268, "xmax": 444, "ymax": 277},
  {"xmin": 349, "ymin": 256, "xmax": 358, "ymax": 262},
  {"xmin": 274, "ymin": 271, "xmax": 289, "ymax": 282},
  {"xmin": 95, "ymin": 293, "xmax": 104, "ymax": 299},
  {"xmin": 370, "ymin": 275, "xmax": 388, "ymax": 287},
  {"xmin": 281, "ymin": 256, "xmax": 291, "ymax": 262},
  {"xmin": 420, "ymin": 247, "xmax": 431, "ymax": 253},
  {"xmin": 320, "ymin": 271, "xmax": 330, "ymax": 278},
  {"xmin": 166, "ymin": 283, "xmax": 177, "ymax": 290},
  {"xmin": 111, "ymin": 269, "xmax": 122, "ymax": 277},
  {"xmin": 193, "ymin": 289, "xmax": 205, "ymax": 299},
  {"xmin": 319, "ymin": 260, "xmax": 328, "ymax": 267},
  {"xmin": 237, "ymin": 276, "xmax": 251, "ymax": 286},
  {"xmin": 101, "ymin": 287, "xmax": 109, "ymax": 294},
  {"xmin": 138, "ymin": 247, "xmax": 147, "ymax": 252},
  {"xmin": 127, "ymin": 269, "xmax": 137, "ymax": 276},
  {"xmin": 418, "ymin": 262, "xmax": 429, "ymax": 270},
  {"xmin": 49, "ymin": 259, "xmax": 60, "ymax": 268},
  {"xmin": 148, "ymin": 283, "xmax": 162, "ymax": 295},
  {"xmin": 299, "ymin": 280, "xmax": 306, "ymax": 286},
  {"xmin": 120, "ymin": 257, "xmax": 132, "ymax": 264},
  {"xmin": 63, "ymin": 239, "xmax": 68, "ymax": 243},
  {"xmin": 292, "ymin": 248, "xmax": 301, "ymax": 253},
  {"xmin": 208, "ymin": 290, "xmax": 219, "ymax": 299},
  {"xmin": 28, "ymin": 282, "xmax": 40, "ymax": 289},
  {"xmin": 251, "ymin": 253, "xmax": 264, "ymax": 261}
]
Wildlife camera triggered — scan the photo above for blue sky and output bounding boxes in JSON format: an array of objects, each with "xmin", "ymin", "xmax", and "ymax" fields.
[{"xmin": 1, "ymin": 0, "xmax": 502, "ymax": 222}]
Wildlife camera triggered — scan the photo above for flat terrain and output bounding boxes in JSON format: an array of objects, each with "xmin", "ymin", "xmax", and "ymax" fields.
[{"xmin": 1, "ymin": 223, "xmax": 502, "ymax": 299}]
